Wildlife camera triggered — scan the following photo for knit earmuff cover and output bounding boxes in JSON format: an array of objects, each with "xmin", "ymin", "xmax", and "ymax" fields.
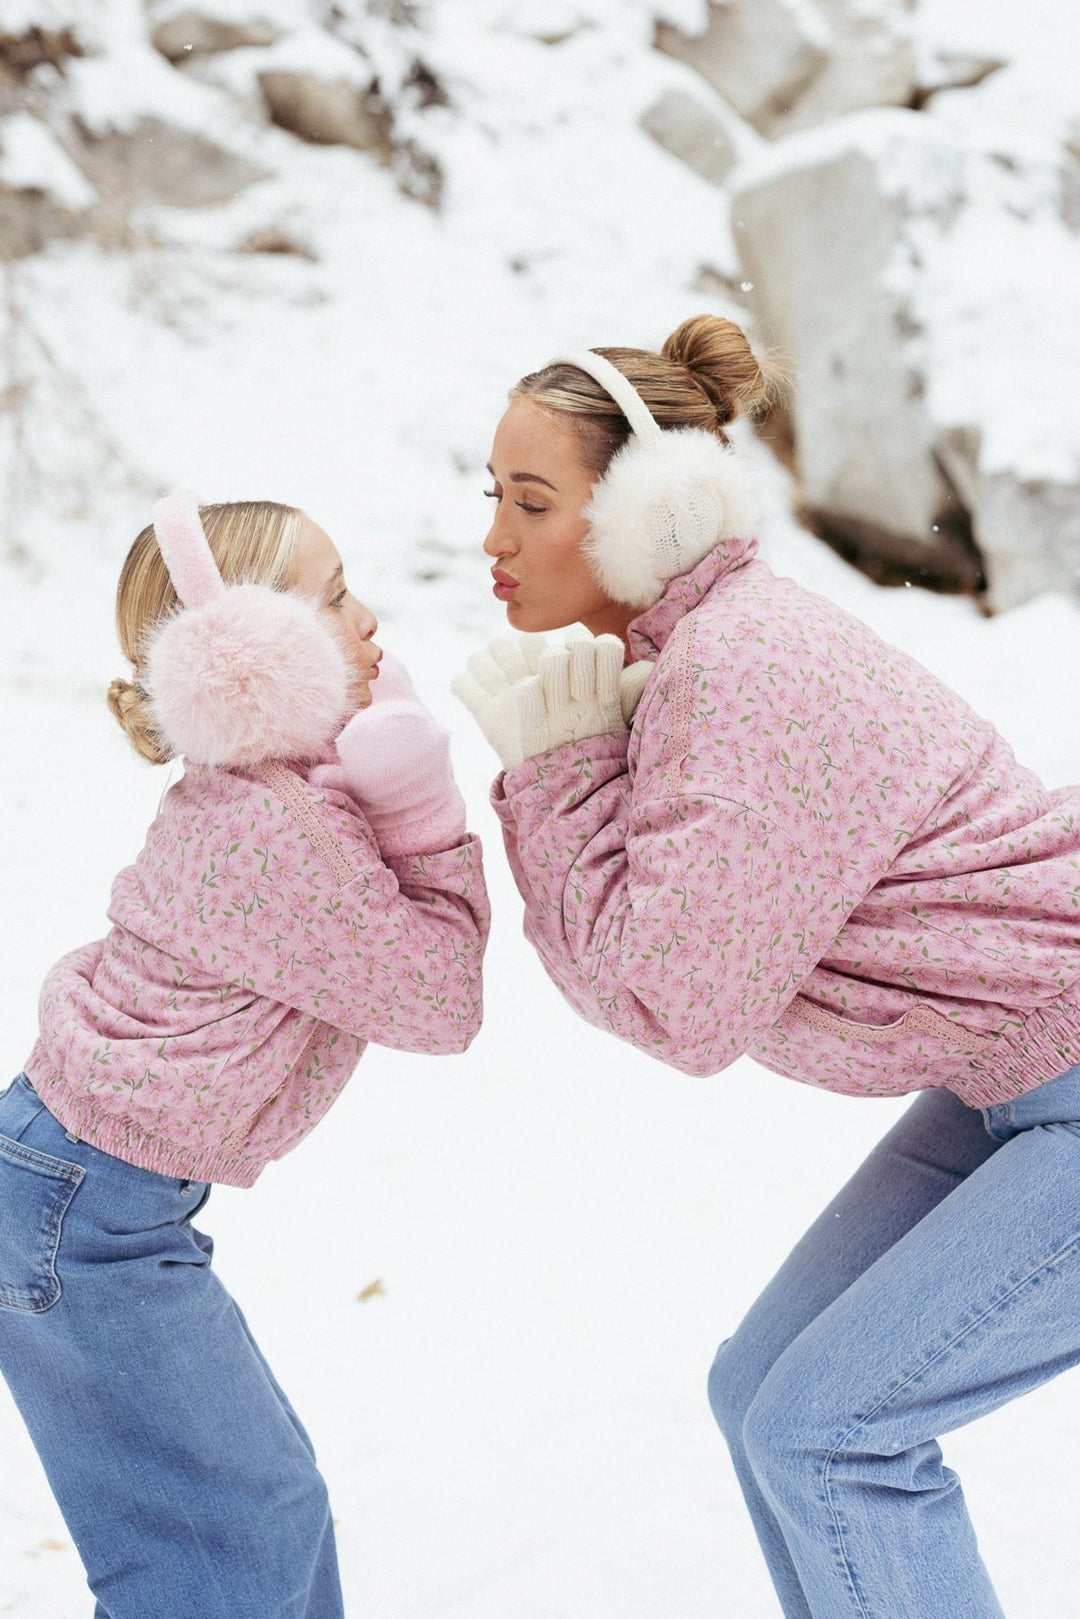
[
  {"xmin": 143, "ymin": 493, "xmax": 350, "ymax": 769},
  {"xmin": 548, "ymin": 349, "xmax": 759, "ymax": 610}
]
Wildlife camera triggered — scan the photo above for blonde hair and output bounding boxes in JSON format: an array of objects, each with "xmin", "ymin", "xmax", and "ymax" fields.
[
  {"xmin": 510, "ymin": 314, "xmax": 788, "ymax": 476},
  {"xmin": 107, "ymin": 500, "xmax": 303, "ymax": 764}
]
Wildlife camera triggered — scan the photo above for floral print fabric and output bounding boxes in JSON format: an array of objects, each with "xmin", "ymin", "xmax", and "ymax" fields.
[
  {"xmin": 493, "ymin": 538, "xmax": 1080, "ymax": 1107},
  {"xmin": 27, "ymin": 762, "xmax": 489, "ymax": 1186}
]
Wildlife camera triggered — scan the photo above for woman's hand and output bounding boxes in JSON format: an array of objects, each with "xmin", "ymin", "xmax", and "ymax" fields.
[{"xmin": 453, "ymin": 627, "xmax": 651, "ymax": 771}]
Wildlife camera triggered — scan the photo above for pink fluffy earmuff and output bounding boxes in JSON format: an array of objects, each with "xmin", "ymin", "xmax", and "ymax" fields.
[
  {"xmin": 548, "ymin": 349, "xmax": 759, "ymax": 610},
  {"xmin": 143, "ymin": 494, "xmax": 350, "ymax": 769}
]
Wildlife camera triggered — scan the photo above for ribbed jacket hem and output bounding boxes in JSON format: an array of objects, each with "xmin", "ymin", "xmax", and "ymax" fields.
[
  {"xmin": 957, "ymin": 991, "xmax": 1080, "ymax": 1107},
  {"xmin": 24, "ymin": 1069, "xmax": 265, "ymax": 1189}
]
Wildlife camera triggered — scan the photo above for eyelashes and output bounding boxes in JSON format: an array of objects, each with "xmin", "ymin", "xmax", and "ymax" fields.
[{"xmin": 484, "ymin": 488, "xmax": 546, "ymax": 514}]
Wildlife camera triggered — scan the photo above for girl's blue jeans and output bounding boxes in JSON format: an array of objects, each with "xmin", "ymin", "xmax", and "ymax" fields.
[
  {"xmin": 708, "ymin": 1063, "xmax": 1080, "ymax": 1618},
  {"xmin": 0, "ymin": 1074, "xmax": 344, "ymax": 1619}
]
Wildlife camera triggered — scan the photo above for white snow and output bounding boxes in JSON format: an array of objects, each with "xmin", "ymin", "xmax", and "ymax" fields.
[
  {"xmin": 0, "ymin": 112, "xmax": 97, "ymax": 208},
  {"xmin": 3, "ymin": 2, "xmax": 1080, "ymax": 1615}
]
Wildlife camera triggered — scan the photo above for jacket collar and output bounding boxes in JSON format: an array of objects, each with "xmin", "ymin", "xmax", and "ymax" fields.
[{"xmin": 627, "ymin": 533, "xmax": 759, "ymax": 660}]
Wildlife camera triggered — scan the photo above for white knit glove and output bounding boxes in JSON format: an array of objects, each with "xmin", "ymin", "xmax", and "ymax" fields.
[
  {"xmin": 451, "ymin": 632, "xmax": 550, "ymax": 770},
  {"xmin": 454, "ymin": 627, "xmax": 648, "ymax": 770}
]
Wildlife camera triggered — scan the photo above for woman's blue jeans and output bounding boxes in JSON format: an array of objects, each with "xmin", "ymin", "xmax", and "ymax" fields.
[
  {"xmin": 708, "ymin": 1064, "xmax": 1080, "ymax": 1618},
  {"xmin": 0, "ymin": 1074, "xmax": 344, "ymax": 1619}
]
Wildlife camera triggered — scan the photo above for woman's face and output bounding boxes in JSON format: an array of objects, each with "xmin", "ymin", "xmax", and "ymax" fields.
[
  {"xmin": 483, "ymin": 397, "xmax": 635, "ymax": 642},
  {"xmin": 290, "ymin": 516, "xmax": 382, "ymax": 707}
]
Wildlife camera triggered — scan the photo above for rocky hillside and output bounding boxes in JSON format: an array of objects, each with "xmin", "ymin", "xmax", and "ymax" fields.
[{"xmin": 1, "ymin": 0, "xmax": 1077, "ymax": 608}]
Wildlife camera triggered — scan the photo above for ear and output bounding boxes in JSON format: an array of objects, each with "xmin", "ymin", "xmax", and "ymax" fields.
[
  {"xmin": 583, "ymin": 429, "xmax": 759, "ymax": 608},
  {"xmin": 144, "ymin": 585, "xmax": 350, "ymax": 768}
]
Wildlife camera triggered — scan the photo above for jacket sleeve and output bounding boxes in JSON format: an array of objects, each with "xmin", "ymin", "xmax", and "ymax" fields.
[
  {"xmin": 491, "ymin": 611, "xmax": 986, "ymax": 1077},
  {"xmin": 493, "ymin": 732, "xmax": 825, "ymax": 1075},
  {"xmin": 120, "ymin": 765, "xmax": 490, "ymax": 1056}
]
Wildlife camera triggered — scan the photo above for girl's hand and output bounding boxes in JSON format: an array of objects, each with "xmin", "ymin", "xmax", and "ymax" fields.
[{"xmin": 313, "ymin": 653, "xmax": 466, "ymax": 857}]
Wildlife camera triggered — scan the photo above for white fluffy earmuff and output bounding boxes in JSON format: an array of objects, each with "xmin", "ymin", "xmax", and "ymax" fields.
[
  {"xmin": 143, "ymin": 493, "xmax": 350, "ymax": 769},
  {"xmin": 549, "ymin": 350, "xmax": 759, "ymax": 610}
]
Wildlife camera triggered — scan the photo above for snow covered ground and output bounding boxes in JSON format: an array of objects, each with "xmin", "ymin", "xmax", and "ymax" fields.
[{"xmin": 3, "ymin": 2, "xmax": 1080, "ymax": 1613}]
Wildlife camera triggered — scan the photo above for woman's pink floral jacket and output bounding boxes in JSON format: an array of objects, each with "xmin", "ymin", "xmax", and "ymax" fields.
[
  {"xmin": 493, "ymin": 537, "xmax": 1080, "ymax": 1108},
  {"xmin": 28, "ymin": 762, "xmax": 489, "ymax": 1186}
]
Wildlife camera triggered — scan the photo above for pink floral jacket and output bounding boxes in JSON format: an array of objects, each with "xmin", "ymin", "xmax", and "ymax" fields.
[
  {"xmin": 493, "ymin": 537, "xmax": 1080, "ymax": 1108},
  {"xmin": 27, "ymin": 760, "xmax": 489, "ymax": 1186}
]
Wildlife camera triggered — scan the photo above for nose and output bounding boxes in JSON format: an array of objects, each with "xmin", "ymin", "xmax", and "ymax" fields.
[{"xmin": 483, "ymin": 507, "xmax": 513, "ymax": 558}]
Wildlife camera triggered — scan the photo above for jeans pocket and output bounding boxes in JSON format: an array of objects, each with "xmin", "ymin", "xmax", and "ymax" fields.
[{"xmin": 0, "ymin": 1133, "xmax": 85, "ymax": 1313}]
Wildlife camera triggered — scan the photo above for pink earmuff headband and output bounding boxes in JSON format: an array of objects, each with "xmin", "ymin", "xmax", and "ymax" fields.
[
  {"xmin": 143, "ymin": 492, "xmax": 350, "ymax": 768},
  {"xmin": 152, "ymin": 493, "xmax": 225, "ymax": 609}
]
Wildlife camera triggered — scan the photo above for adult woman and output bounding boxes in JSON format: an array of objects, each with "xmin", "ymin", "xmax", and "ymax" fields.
[{"xmin": 453, "ymin": 315, "xmax": 1080, "ymax": 1618}]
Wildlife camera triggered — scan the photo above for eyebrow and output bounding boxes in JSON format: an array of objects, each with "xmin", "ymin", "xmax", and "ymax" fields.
[
  {"xmin": 325, "ymin": 563, "xmax": 344, "ymax": 590},
  {"xmin": 486, "ymin": 463, "xmax": 558, "ymax": 492}
]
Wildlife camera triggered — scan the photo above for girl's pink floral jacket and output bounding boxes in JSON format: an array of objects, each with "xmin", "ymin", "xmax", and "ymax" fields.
[
  {"xmin": 493, "ymin": 535, "xmax": 1080, "ymax": 1109},
  {"xmin": 27, "ymin": 761, "xmax": 489, "ymax": 1186}
]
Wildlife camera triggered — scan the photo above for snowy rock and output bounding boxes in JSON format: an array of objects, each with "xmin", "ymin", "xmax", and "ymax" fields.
[
  {"xmin": 655, "ymin": 0, "xmax": 828, "ymax": 137},
  {"xmin": 67, "ymin": 116, "xmax": 270, "ymax": 208},
  {"xmin": 258, "ymin": 68, "xmax": 389, "ymax": 151},
  {"xmin": 733, "ymin": 114, "xmax": 970, "ymax": 576},
  {"xmin": 638, "ymin": 86, "xmax": 737, "ymax": 186},
  {"xmin": 257, "ymin": 61, "xmax": 444, "ymax": 206},
  {"xmin": 654, "ymin": 0, "xmax": 919, "ymax": 140},
  {"xmin": 0, "ymin": 19, "xmax": 87, "ymax": 77},
  {"xmin": 734, "ymin": 106, "xmax": 1080, "ymax": 604},
  {"xmin": 938, "ymin": 429, "xmax": 1080, "ymax": 610},
  {"xmin": 150, "ymin": 8, "xmax": 283, "ymax": 65},
  {"xmin": 0, "ymin": 112, "xmax": 95, "ymax": 209},
  {"xmin": 1063, "ymin": 121, "xmax": 1080, "ymax": 231},
  {"xmin": 911, "ymin": 48, "xmax": 1006, "ymax": 107},
  {"xmin": 0, "ymin": 112, "xmax": 94, "ymax": 258},
  {"xmin": 769, "ymin": 13, "xmax": 916, "ymax": 139}
]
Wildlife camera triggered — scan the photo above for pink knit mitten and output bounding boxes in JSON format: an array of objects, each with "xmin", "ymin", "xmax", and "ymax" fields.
[{"xmin": 333, "ymin": 698, "xmax": 466, "ymax": 856}]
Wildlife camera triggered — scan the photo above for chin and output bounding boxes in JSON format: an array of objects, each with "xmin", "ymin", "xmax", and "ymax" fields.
[{"xmin": 507, "ymin": 600, "xmax": 576, "ymax": 634}]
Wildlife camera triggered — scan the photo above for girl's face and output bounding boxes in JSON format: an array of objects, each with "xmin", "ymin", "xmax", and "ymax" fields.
[
  {"xmin": 290, "ymin": 517, "xmax": 382, "ymax": 707},
  {"xmin": 483, "ymin": 398, "xmax": 635, "ymax": 643}
]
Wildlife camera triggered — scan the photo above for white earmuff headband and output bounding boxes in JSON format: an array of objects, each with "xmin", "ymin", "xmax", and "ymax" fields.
[
  {"xmin": 540, "ymin": 348, "xmax": 759, "ymax": 611},
  {"xmin": 549, "ymin": 349, "xmax": 664, "ymax": 445}
]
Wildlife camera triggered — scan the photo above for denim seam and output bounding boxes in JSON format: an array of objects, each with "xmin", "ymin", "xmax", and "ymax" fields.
[{"xmin": 820, "ymin": 1228, "xmax": 1080, "ymax": 1617}]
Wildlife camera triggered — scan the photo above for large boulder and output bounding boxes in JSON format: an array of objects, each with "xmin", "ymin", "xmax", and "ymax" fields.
[
  {"xmin": 733, "ymin": 114, "xmax": 971, "ymax": 575},
  {"xmin": 733, "ymin": 109, "xmax": 1080, "ymax": 606},
  {"xmin": 655, "ymin": 0, "xmax": 917, "ymax": 140},
  {"xmin": 655, "ymin": 0, "xmax": 827, "ymax": 137}
]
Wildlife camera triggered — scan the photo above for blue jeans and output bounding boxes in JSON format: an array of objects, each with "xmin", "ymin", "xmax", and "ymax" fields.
[
  {"xmin": 708, "ymin": 1065, "xmax": 1080, "ymax": 1618},
  {"xmin": 0, "ymin": 1075, "xmax": 344, "ymax": 1619}
]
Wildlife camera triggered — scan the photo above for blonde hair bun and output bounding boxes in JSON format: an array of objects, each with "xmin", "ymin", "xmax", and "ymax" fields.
[
  {"xmin": 107, "ymin": 676, "xmax": 171, "ymax": 766},
  {"xmin": 662, "ymin": 314, "xmax": 785, "ymax": 428}
]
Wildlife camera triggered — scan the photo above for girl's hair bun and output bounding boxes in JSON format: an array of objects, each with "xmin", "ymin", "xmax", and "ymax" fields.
[
  {"xmin": 662, "ymin": 314, "xmax": 786, "ymax": 429},
  {"xmin": 107, "ymin": 676, "xmax": 172, "ymax": 765}
]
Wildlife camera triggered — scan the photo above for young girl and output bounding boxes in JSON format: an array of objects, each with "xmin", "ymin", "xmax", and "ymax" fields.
[
  {"xmin": 0, "ymin": 494, "xmax": 489, "ymax": 1618},
  {"xmin": 453, "ymin": 315, "xmax": 1080, "ymax": 1618}
]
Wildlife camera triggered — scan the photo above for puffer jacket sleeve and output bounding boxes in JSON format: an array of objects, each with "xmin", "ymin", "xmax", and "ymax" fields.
[
  {"xmin": 112, "ymin": 763, "xmax": 489, "ymax": 1056},
  {"xmin": 492, "ymin": 591, "xmax": 992, "ymax": 1077}
]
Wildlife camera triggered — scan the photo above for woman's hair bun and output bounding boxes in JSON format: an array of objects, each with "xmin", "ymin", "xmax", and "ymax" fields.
[{"xmin": 662, "ymin": 314, "xmax": 786, "ymax": 428}]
